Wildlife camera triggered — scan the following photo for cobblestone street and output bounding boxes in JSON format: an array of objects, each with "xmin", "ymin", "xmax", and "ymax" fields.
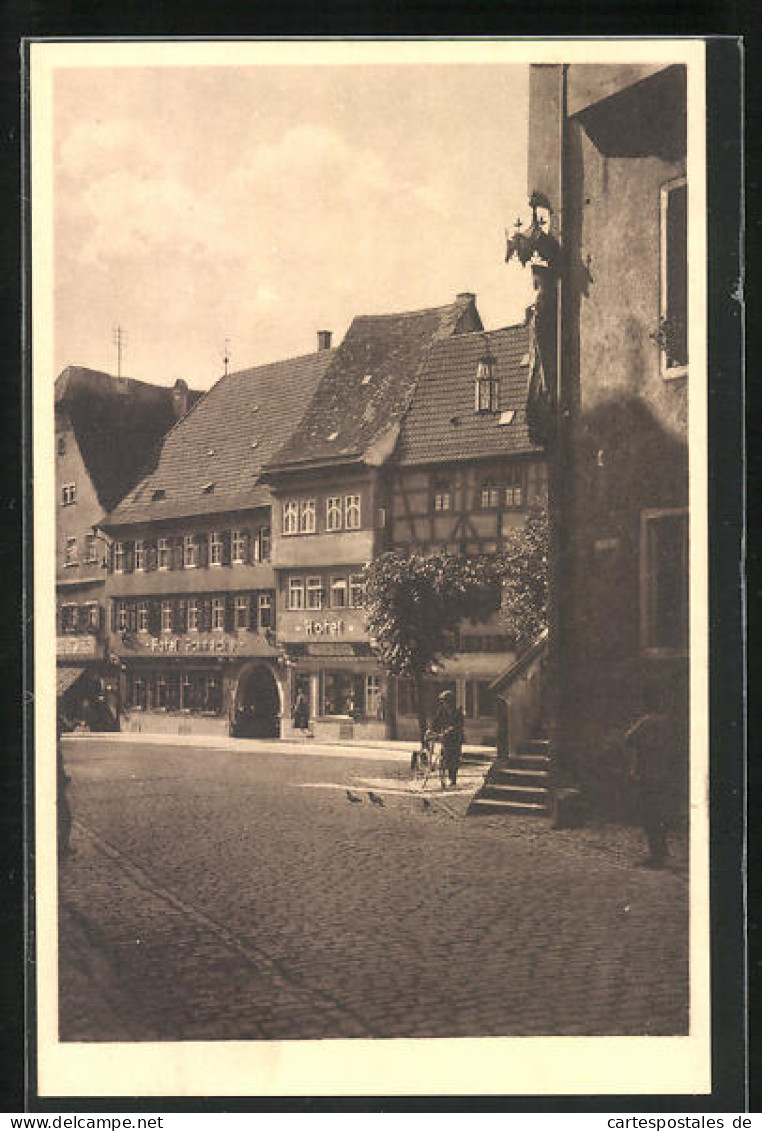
[{"xmin": 58, "ymin": 737, "xmax": 689, "ymax": 1041}]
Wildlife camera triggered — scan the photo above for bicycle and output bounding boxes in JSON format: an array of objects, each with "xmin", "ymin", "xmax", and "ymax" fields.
[{"xmin": 410, "ymin": 731, "xmax": 448, "ymax": 792}]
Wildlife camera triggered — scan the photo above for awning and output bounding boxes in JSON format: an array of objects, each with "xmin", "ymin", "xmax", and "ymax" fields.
[{"xmin": 56, "ymin": 666, "xmax": 87, "ymax": 698}]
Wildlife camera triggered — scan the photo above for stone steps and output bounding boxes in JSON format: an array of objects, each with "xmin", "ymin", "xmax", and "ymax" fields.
[{"xmin": 467, "ymin": 739, "xmax": 552, "ymax": 818}]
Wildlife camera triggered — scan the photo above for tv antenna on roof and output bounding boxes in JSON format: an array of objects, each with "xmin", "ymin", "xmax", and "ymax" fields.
[
  {"xmin": 112, "ymin": 324, "xmax": 126, "ymax": 378},
  {"xmin": 223, "ymin": 338, "xmax": 231, "ymax": 377}
]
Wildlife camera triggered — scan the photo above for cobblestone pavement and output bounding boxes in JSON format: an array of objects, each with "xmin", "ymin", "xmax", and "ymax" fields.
[{"xmin": 58, "ymin": 738, "xmax": 688, "ymax": 1042}]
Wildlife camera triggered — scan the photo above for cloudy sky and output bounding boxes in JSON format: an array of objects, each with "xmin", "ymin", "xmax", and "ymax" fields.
[{"xmin": 53, "ymin": 63, "xmax": 533, "ymax": 389}]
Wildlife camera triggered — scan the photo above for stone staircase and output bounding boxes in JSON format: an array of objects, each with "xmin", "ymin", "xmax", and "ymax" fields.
[{"xmin": 467, "ymin": 738, "xmax": 552, "ymax": 817}]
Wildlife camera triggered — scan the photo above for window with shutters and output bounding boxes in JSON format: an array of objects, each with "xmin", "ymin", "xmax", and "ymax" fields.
[
  {"xmin": 158, "ymin": 538, "xmax": 171, "ymax": 570},
  {"xmin": 183, "ymin": 534, "xmax": 197, "ymax": 568},
  {"xmin": 137, "ymin": 602, "xmax": 148, "ymax": 633},
  {"xmin": 133, "ymin": 540, "xmax": 145, "ymax": 571},
  {"xmin": 232, "ymin": 530, "xmax": 247, "ymax": 563},
  {"xmin": 288, "ymin": 577, "xmax": 304, "ymax": 610},
  {"xmin": 235, "ymin": 595, "xmax": 249, "ymax": 629},
  {"xmin": 188, "ymin": 599, "xmax": 199, "ymax": 632},
  {"xmin": 64, "ymin": 537, "xmax": 77, "ymax": 567},
  {"xmin": 161, "ymin": 600, "xmax": 172, "ymax": 633},
  {"xmin": 210, "ymin": 532, "xmax": 223, "ymax": 566},
  {"xmin": 212, "ymin": 597, "xmax": 225, "ymax": 630},
  {"xmin": 283, "ymin": 500, "xmax": 299, "ymax": 536},
  {"xmin": 326, "ymin": 496, "xmax": 342, "ymax": 531},
  {"xmin": 258, "ymin": 593, "xmax": 273, "ymax": 629},
  {"xmin": 300, "ymin": 499, "xmax": 316, "ymax": 534},
  {"xmin": 306, "ymin": 577, "xmax": 324, "ymax": 610},
  {"xmin": 344, "ymin": 495, "xmax": 361, "ymax": 530},
  {"xmin": 114, "ymin": 541, "xmax": 125, "ymax": 572}
]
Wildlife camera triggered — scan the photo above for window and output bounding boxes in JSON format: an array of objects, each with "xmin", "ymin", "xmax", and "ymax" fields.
[
  {"xmin": 326, "ymin": 496, "xmax": 342, "ymax": 531},
  {"xmin": 85, "ymin": 603, "xmax": 99, "ymax": 632},
  {"xmin": 137, "ymin": 602, "xmax": 148, "ymax": 633},
  {"xmin": 258, "ymin": 593, "xmax": 273, "ymax": 629},
  {"xmin": 299, "ymin": 499, "xmax": 316, "ymax": 534},
  {"xmin": 660, "ymin": 178, "xmax": 688, "ymax": 377},
  {"xmin": 158, "ymin": 538, "xmax": 171, "ymax": 570},
  {"xmin": 61, "ymin": 604, "xmax": 77, "ymax": 634},
  {"xmin": 322, "ymin": 672, "xmax": 363, "ymax": 717},
  {"xmin": 475, "ymin": 354, "xmax": 499, "ymax": 413},
  {"xmin": 641, "ymin": 509, "xmax": 689, "ymax": 655},
  {"xmin": 64, "ymin": 537, "xmax": 77, "ymax": 566},
  {"xmin": 211, "ymin": 598, "xmax": 225, "ymax": 630},
  {"xmin": 134, "ymin": 540, "xmax": 145, "ymax": 571},
  {"xmin": 232, "ymin": 530, "xmax": 247, "ymax": 563},
  {"xmin": 345, "ymin": 495, "xmax": 361, "ymax": 530},
  {"xmin": 210, "ymin": 532, "xmax": 223, "ymax": 566},
  {"xmin": 504, "ymin": 466, "xmax": 525, "ymax": 509},
  {"xmin": 330, "ymin": 577, "xmax": 348, "ymax": 609},
  {"xmin": 283, "ymin": 500, "xmax": 299, "ymax": 536},
  {"xmin": 184, "ymin": 535, "xmax": 197, "ymax": 568},
  {"xmin": 83, "ymin": 533, "xmax": 97, "ymax": 563},
  {"xmin": 161, "ymin": 600, "xmax": 172, "ymax": 633},
  {"xmin": 288, "ymin": 577, "xmax": 304, "ymax": 610},
  {"xmin": 433, "ymin": 481, "xmax": 452, "ymax": 511},
  {"xmin": 61, "ymin": 483, "xmax": 76, "ymax": 506},
  {"xmin": 188, "ymin": 599, "xmax": 199, "ymax": 632},
  {"xmin": 466, "ymin": 680, "xmax": 497, "ymax": 719},
  {"xmin": 481, "ymin": 481, "xmax": 500, "ymax": 509},
  {"xmin": 113, "ymin": 541, "xmax": 125, "ymax": 572},
  {"xmin": 235, "ymin": 595, "xmax": 249, "ymax": 629},
  {"xmin": 57, "ymin": 436, "xmax": 66, "ymax": 456},
  {"xmin": 349, "ymin": 574, "xmax": 364, "ymax": 608},
  {"xmin": 117, "ymin": 601, "xmax": 128, "ymax": 633},
  {"xmin": 306, "ymin": 577, "xmax": 324, "ymax": 610},
  {"xmin": 397, "ymin": 679, "xmax": 419, "ymax": 718},
  {"xmin": 365, "ymin": 675, "xmax": 383, "ymax": 719},
  {"xmin": 259, "ymin": 527, "xmax": 271, "ymax": 562}
]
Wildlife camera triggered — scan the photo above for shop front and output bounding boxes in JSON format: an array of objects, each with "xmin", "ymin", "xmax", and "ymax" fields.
[{"xmin": 115, "ymin": 629, "xmax": 283, "ymax": 737}]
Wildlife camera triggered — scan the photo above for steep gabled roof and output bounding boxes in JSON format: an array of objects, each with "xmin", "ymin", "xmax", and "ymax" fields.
[
  {"xmin": 265, "ymin": 294, "xmax": 482, "ymax": 472},
  {"xmin": 104, "ymin": 349, "xmax": 335, "ymax": 528},
  {"xmin": 392, "ymin": 322, "xmax": 540, "ymax": 466},
  {"xmin": 55, "ymin": 366, "xmax": 203, "ymax": 512}
]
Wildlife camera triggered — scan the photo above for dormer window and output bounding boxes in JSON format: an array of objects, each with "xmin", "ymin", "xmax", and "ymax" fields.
[{"xmin": 475, "ymin": 349, "xmax": 499, "ymax": 414}]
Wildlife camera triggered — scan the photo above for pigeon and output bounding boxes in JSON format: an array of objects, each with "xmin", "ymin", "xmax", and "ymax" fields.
[
  {"xmin": 346, "ymin": 789, "xmax": 362, "ymax": 803},
  {"xmin": 422, "ymin": 797, "xmax": 432, "ymax": 811},
  {"xmin": 368, "ymin": 791, "xmax": 385, "ymax": 807}
]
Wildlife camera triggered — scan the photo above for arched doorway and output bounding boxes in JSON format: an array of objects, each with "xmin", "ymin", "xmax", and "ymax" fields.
[{"xmin": 232, "ymin": 663, "xmax": 281, "ymax": 739}]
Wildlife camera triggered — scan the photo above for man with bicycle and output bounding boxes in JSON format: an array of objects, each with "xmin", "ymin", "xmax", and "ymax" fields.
[{"xmin": 428, "ymin": 689, "xmax": 465, "ymax": 788}]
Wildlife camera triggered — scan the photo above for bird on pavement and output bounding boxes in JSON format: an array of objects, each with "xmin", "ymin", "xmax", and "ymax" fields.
[
  {"xmin": 368, "ymin": 791, "xmax": 385, "ymax": 807},
  {"xmin": 346, "ymin": 789, "xmax": 362, "ymax": 803},
  {"xmin": 422, "ymin": 797, "xmax": 432, "ymax": 811}
]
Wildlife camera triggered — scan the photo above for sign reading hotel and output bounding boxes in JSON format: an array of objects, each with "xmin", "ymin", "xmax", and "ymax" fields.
[
  {"xmin": 304, "ymin": 619, "xmax": 345, "ymax": 637},
  {"xmin": 57, "ymin": 635, "xmax": 102, "ymax": 658}
]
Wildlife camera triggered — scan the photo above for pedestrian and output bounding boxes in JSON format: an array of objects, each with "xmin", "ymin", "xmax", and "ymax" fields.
[
  {"xmin": 430, "ymin": 689, "xmax": 464, "ymax": 788},
  {"xmin": 292, "ymin": 691, "xmax": 310, "ymax": 735},
  {"xmin": 623, "ymin": 679, "xmax": 679, "ymax": 868}
]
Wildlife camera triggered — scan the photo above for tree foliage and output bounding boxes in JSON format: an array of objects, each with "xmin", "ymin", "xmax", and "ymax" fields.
[{"xmin": 496, "ymin": 506, "xmax": 549, "ymax": 650}]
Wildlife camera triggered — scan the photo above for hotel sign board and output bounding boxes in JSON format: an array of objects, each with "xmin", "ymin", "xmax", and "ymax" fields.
[{"xmin": 57, "ymin": 635, "xmax": 102, "ymax": 659}]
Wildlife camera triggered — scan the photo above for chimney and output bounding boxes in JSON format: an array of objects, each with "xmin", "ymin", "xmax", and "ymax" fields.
[
  {"xmin": 456, "ymin": 292, "xmax": 476, "ymax": 302},
  {"xmin": 317, "ymin": 330, "xmax": 332, "ymax": 351},
  {"xmin": 171, "ymin": 378, "xmax": 189, "ymax": 420}
]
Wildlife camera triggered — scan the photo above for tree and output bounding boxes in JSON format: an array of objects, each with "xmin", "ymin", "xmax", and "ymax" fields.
[
  {"xmin": 361, "ymin": 552, "xmax": 498, "ymax": 740},
  {"xmin": 496, "ymin": 506, "xmax": 549, "ymax": 651}
]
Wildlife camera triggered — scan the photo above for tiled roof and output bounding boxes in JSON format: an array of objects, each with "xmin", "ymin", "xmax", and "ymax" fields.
[
  {"xmin": 392, "ymin": 323, "xmax": 540, "ymax": 465},
  {"xmin": 266, "ymin": 294, "xmax": 482, "ymax": 471},
  {"xmin": 55, "ymin": 367, "xmax": 204, "ymax": 512},
  {"xmin": 105, "ymin": 350, "xmax": 335, "ymax": 528}
]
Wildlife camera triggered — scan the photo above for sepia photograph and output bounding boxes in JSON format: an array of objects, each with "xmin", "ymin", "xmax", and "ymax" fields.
[{"xmin": 31, "ymin": 38, "xmax": 711, "ymax": 1098}]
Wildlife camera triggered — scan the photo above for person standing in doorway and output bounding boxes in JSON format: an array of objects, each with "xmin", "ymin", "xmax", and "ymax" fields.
[{"xmin": 292, "ymin": 690, "xmax": 310, "ymax": 736}]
